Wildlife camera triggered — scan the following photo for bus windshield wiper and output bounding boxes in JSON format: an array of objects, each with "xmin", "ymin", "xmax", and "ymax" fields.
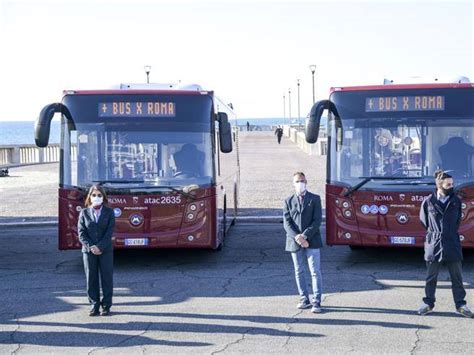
[
  {"xmin": 93, "ymin": 179, "xmax": 145, "ymax": 184},
  {"xmin": 93, "ymin": 180, "xmax": 198, "ymax": 199},
  {"xmin": 132, "ymin": 185, "xmax": 197, "ymax": 200},
  {"xmin": 381, "ymin": 181, "xmax": 435, "ymax": 186},
  {"xmin": 343, "ymin": 176, "xmax": 423, "ymax": 197}
]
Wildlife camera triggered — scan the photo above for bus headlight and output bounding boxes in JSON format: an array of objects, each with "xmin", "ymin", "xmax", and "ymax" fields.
[
  {"xmin": 342, "ymin": 201, "xmax": 350, "ymax": 209},
  {"xmin": 344, "ymin": 210, "xmax": 352, "ymax": 218},
  {"xmin": 460, "ymin": 235, "xmax": 465, "ymax": 242},
  {"xmin": 461, "ymin": 203, "xmax": 467, "ymax": 210},
  {"xmin": 189, "ymin": 204, "xmax": 197, "ymax": 211},
  {"xmin": 186, "ymin": 213, "xmax": 195, "ymax": 221},
  {"xmin": 343, "ymin": 232, "xmax": 352, "ymax": 240}
]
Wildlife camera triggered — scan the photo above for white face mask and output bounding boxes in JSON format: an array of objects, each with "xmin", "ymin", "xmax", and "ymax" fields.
[
  {"xmin": 91, "ymin": 196, "xmax": 103, "ymax": 207},
  {"xmin": 294, "ymin": 181, "xmax": 306, "ymax": 195}
]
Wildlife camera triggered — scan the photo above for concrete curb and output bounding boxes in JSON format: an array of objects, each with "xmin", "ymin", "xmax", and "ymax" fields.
[
  {"xmin": 0, "ymin": 220, "xmax": 58, "ymax": 228},
  {"xmin": 0, "ymin": 215, "xmax": 327, "ymax": 227},
  {"xmin": 236, "ymin": 216, "xmax": 282, "ymax": 223},
  {"xmin": 237, "ymin": 215, "xmax": 326, "ymax": 223}
]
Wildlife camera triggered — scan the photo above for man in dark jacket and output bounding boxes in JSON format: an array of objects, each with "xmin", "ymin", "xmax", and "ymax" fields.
[
  {"xmin": 418, "ymin": 170, "xmax": 472, "ymax": 318},
  {"xmin": 283, "ymin": 172, "xmax": 323, "ymax": 313},
  {"xmin": 275, "ymin": 126, "xmax": 284, "ymax": 144}
]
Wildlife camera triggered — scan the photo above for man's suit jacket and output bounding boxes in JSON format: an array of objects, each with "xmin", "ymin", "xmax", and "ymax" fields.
[
  {"xmin": 77, "ymin": 206, "xmax": 115, "ymax": 253},
  {"xmin": 283, "ymin": 191, "xmax": 323, "ymax": 252}
]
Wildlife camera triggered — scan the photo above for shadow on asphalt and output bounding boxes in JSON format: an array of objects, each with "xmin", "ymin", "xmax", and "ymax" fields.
[
  {"xmin": 3, "ymin": 221, "xmax": 474, "ymax": 348},
  {"xmin": 0, "ymin": 331, "xmax": 211, "ymax": 348}
]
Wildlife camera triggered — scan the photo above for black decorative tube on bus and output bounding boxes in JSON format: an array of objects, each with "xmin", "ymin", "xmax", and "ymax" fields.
[
  {"xmin": 305, "ymin": 100, "xmax": 330, "ymax": 144},
  {"xmin": 35, "ymin": 103, "xmax": 70, "ymax": 147}
]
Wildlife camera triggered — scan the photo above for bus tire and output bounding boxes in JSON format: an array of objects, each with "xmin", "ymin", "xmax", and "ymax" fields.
[
  {"xmin": 232, "ymin": 182, "xmax": 238, "ymax": 226},
  {"xmin": 215, "ymin": 199, "xmax": 227, "ymax": 251}
]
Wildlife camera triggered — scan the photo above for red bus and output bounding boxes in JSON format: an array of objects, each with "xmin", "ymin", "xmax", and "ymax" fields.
[
  {"xmin": 305, "ymin": 78, "xmax": 474, "ymax": 249},
  {"xmin": 35, "ymin": 83, "xmax": 239, "ymax": 250}
]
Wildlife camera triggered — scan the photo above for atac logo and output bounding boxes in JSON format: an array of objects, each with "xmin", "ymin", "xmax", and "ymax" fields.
[
  {"xmin": 129, "ymin": 213, "xmax": 144, "ymax": 226},
  {"xmin": 395, "ymin": 211, "xmax": 409, "ymax": 224}
]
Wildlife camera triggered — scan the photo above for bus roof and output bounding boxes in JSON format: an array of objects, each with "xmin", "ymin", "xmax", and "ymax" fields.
[
  {"xmin": 63, "ymin": 89, "xmax": 211, "ymax": 96},
  {"xmin": 330, "ymin": 82, "xmax": 474, "ymax": 93},
  {"xmin": 63, "ymin": 83, "xmax": 212, "ymax": 96}
]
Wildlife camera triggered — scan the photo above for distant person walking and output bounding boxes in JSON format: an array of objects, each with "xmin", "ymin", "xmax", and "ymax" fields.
[
  {"xmin": 78, "ymin": 185, "xmax": 116, "ymax": 316},
  {"xmin": 283, "ymin": 172, "xmax": 324, "ymax": 313},
  {"xmin": 246, "ymin": 121, "xmax": 250, "ymax": 131},
  {"xmin": 417, "ymin": 170, "xmax": 473, "ymax": 318},
  {"xmin": 275, "ymin": 125, "xmax": 284, "ymax": 144}
]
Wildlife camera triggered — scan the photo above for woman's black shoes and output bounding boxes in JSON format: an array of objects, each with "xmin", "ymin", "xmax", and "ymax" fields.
[
  {"xmin": 88, "ymin": 306, "xmax": 111, "ymax": 316},
  {"xmin": 100, "ymin": 307, "xmax": 111, "ymax": 316}
]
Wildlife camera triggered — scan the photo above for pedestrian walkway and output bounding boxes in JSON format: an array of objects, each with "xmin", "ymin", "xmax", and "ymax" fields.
[
  {"xmin": 238, "ymin": 131, "xmax": 326, "ymax": 217},
  {"xmin": 0, "ymin": 132, "xmax": 326, "ymax": 222},
  {"xmin": 0, "ymin": 163, "xmax": 59, "ymax": 222}
]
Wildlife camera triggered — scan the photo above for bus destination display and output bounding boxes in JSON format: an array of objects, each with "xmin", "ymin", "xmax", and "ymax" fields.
[
  {"xmin": 99, "ymin": 102, "xmax": 176, "ymax": 117},
  {"xmin": 365, "ymin": 96, "xmax": 445, "ymax": 112}
]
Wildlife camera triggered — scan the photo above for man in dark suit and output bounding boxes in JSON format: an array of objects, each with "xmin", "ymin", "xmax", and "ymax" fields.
[{"xmin": 283, "ymin": 172, "xmax": 323, "ymax": 313}]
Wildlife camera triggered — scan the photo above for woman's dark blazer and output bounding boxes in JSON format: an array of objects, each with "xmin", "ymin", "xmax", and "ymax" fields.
[{"xmin": 77, "ymin": 206, "xmax": 115, "ymax": 253}]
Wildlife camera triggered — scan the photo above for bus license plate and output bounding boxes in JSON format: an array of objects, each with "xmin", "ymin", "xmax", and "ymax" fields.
[
  {"xmin": 124, "ymin": 238, "xmax": 149, "ymax": 246},
  {"xmin": 390, "ymin": 236, "xmax": 415, "ymax": 245}
]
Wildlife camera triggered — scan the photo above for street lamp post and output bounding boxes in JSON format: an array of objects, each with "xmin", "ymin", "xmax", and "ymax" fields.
[
  {"xmin": 144, "ymin": 65, "xmax": 151, "ymax": 84},
  {"xmin": 283, "ymin": 94, "xmax": 286, "ymax": 118},
  {"xmin": 309, "ymin": 64, "xmax": 316, "ymax": 104},
  {"xmin": 297, "ymin": 79, "xmax": 301, "ymax": 129},
  {"xmin": 288, "ymin": 88, "xmax": 292, "ymax": 123}
]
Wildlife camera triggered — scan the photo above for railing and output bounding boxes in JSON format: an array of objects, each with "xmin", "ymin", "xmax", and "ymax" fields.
[
  {"xmin": 283, "ymin": 125, "xmax": 327, "ymax": 155},
  {"xmin": 0, "ymin": 144, "xmax": 77, "ymax": 167}
]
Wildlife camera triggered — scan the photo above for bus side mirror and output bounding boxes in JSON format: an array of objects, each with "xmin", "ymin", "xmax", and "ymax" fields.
[
  {"xmin": 35, "ymin": 103, "xmax": 67, "ymax": 147},
  {"xmin": 218, "ymin": 112, "xmax": 233, "ymax": 153},
  {"xmin": 305, "ymin": 100, "xmax": 329, "ymax": 144}
]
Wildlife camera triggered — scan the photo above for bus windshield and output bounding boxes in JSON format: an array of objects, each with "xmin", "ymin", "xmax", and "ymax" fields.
[
  {"xmin": 329, "ymin": 115, "xmax": 474, "ymax": 190},
  {"xmin": 63, "ymin": 123, "xmax": 214, "ymax": 189}
]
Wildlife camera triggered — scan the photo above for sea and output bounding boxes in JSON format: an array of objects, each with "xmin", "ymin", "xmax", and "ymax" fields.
[
  {"xmin": 0, "ymin": 121, "xmax": 61, "ymax": 145},
  {"xmin": 0, "ymin": 118, "xmax": 303, "ymax": 145}
]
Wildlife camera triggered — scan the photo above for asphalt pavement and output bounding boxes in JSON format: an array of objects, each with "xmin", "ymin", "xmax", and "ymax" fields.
[
  {"xmin": 0, "ymin": 131, "xmax": 473, "ymax": 354},
  {"xmin": 0, "ymin": 224, "xmax": 473, "ymax": 354}
]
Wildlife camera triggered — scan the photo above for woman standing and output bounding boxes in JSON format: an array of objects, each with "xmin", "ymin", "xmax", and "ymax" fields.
[
  {"xmin": 418, "ymin": 170, "xmax": 472, "ymax": 318},
  {"xmin": 78, "ymin": 185, "xmax": 115, "ymax": 316}
]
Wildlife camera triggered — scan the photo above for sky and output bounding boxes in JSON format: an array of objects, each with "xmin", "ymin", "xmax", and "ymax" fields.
[{"xmin": 0, "ymin": 0, "xmax": 472, "ymax": 121}]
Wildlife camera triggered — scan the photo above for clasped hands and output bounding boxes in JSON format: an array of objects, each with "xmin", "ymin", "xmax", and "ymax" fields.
[
  {"xmin": 294, "ymin": 234, "xmax": 309, "ymax": 248},
  {"xmin": 90, "ymin": 245, "xmax": 102, "ymax": 255}
]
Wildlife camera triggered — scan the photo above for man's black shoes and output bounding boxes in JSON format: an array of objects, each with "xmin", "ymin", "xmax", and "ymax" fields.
[{"xmin": 89, "ymin": 308, "xmax": 100, "ymax": 317}]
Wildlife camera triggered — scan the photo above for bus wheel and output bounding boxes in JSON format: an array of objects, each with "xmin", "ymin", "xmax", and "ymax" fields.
[
  {"xmin": 215, "ymin": 201, "xmax": 227, "ymax": 251},
  {"xmin": 232, "ymin": 182, "xmax": 238, "ymax": 226}
]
